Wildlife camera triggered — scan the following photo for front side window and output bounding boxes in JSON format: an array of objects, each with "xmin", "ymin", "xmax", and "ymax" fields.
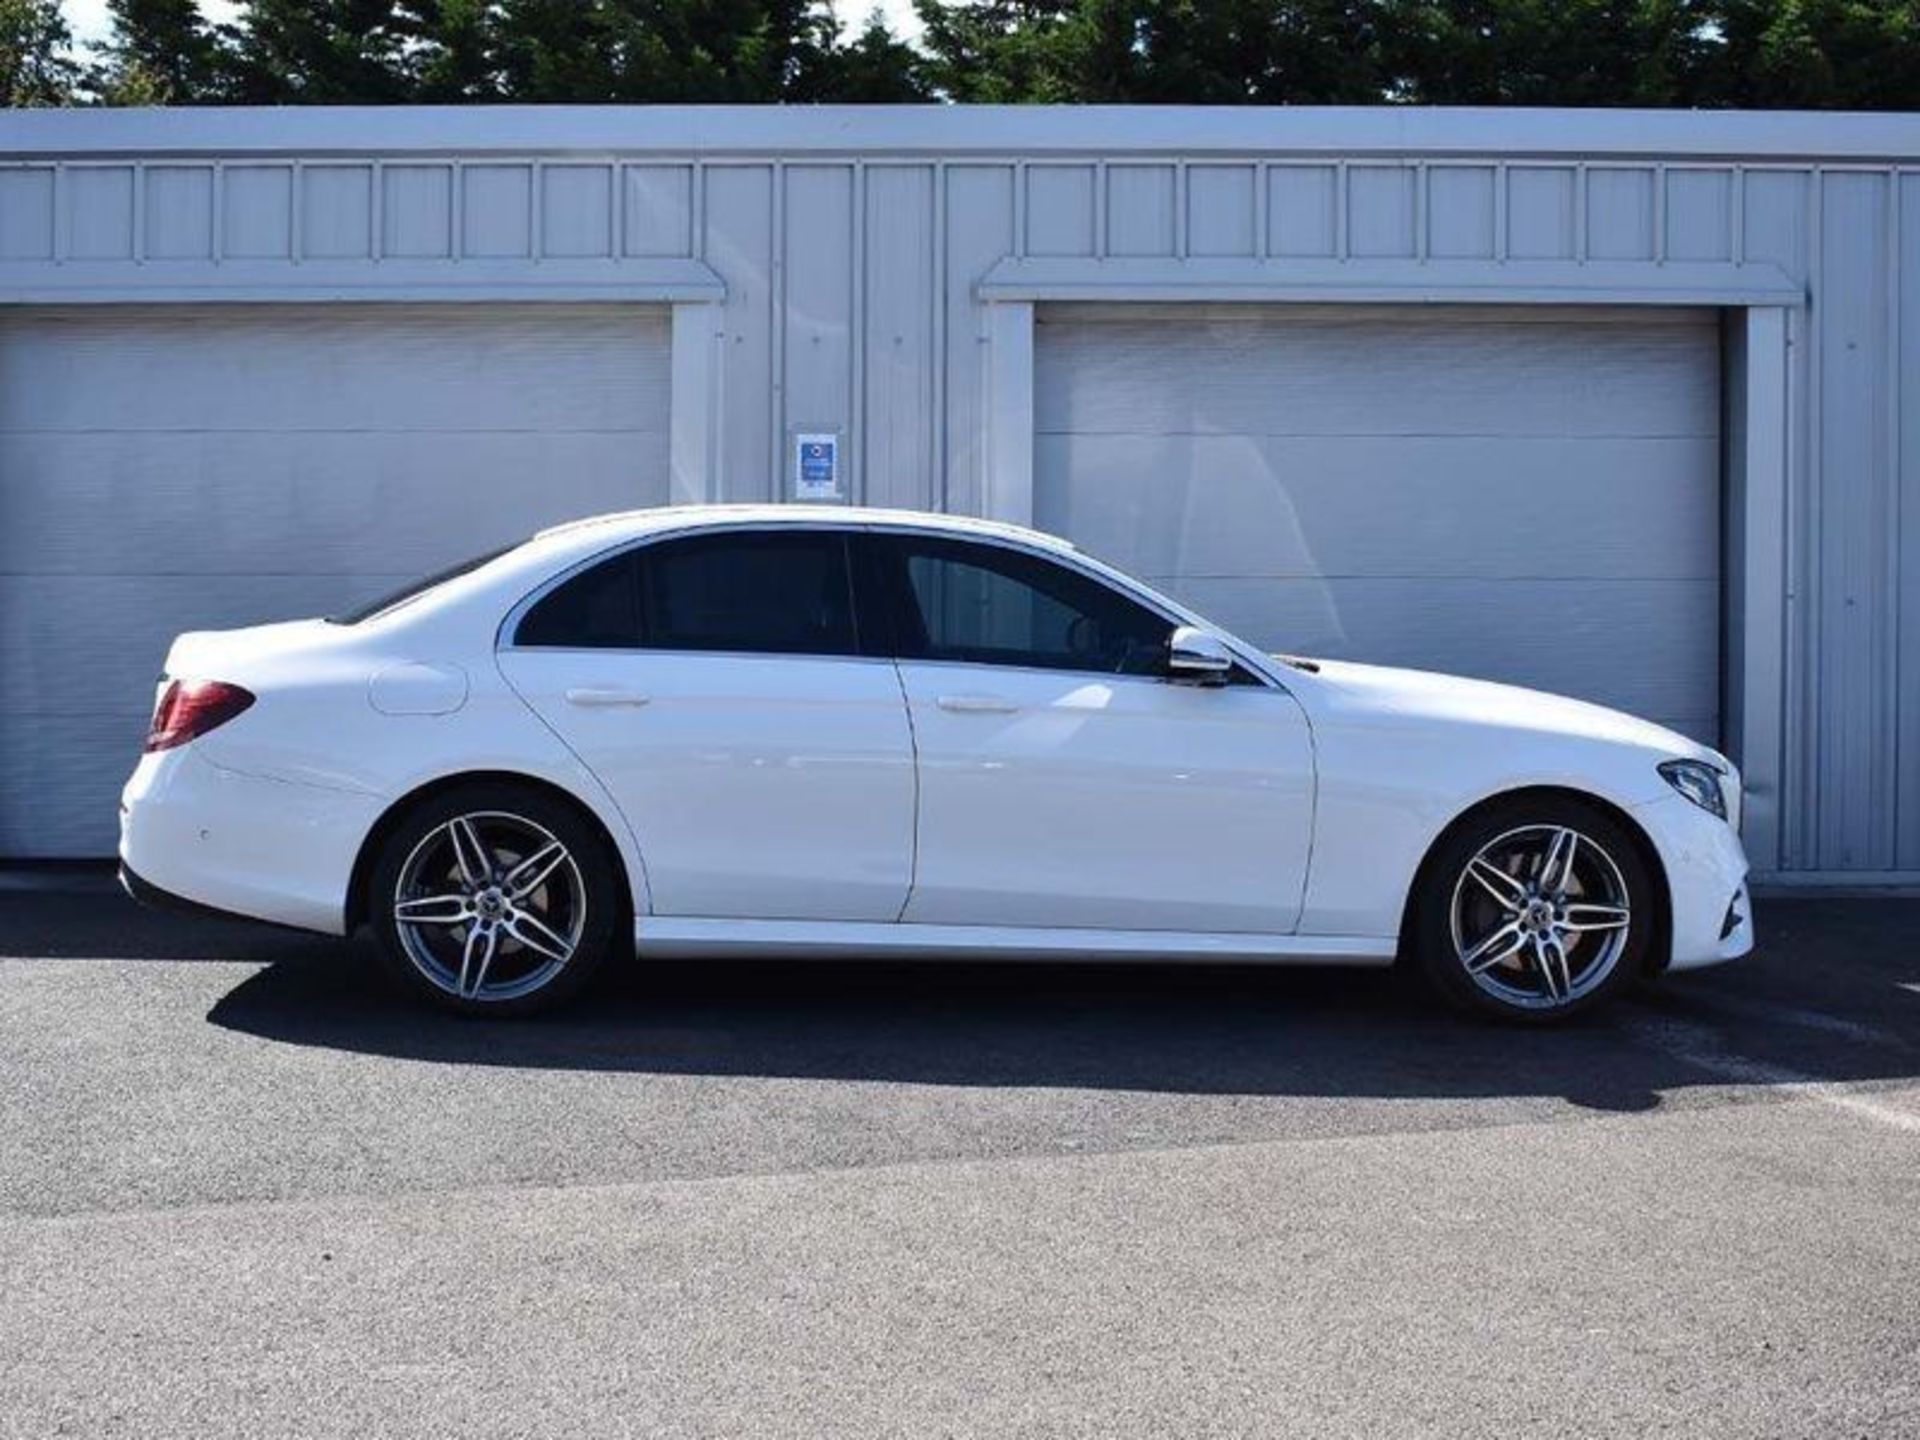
[
  {"xmin": 514, "ymin": 530, "xmax": 859, "ymax": 657},
  {"xmin": 877, "ymin": 535, "xmax": 1172, "ymax": 676}
]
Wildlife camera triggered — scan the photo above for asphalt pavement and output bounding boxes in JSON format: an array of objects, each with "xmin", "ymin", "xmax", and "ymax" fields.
[{"xmin": 2, "ymin": 872, "xmax": 1917, "ymax": 1438}]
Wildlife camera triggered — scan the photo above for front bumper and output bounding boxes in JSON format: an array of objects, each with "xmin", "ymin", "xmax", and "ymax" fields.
[
  {"xmin": 1631, "ymin": 788, "xmax": 1754, "ymax": 971},
  {"xmin": 119, "ymin": 747, "xmax": 382, "ymax": 936}
]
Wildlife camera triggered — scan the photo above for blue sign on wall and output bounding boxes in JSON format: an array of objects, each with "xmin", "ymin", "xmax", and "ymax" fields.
[{"xmin": 794, "ymin": 431, "xmax": 841, "ymax": 501}]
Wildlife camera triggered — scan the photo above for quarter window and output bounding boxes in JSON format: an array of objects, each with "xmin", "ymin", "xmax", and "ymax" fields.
[
  {"xmin": 514, "ymin": 550, "xmax": 642, "ymax": 649},
  {"xmin": 879, "ymin": 535, "xmax": 1172, "ymax": 676}
]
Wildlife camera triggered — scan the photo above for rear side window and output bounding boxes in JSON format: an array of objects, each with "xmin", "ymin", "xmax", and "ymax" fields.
[
  {"xmin": 513, "ymin": 531, "xmax": 859, "ymax": 657},
  {"xmin": 641, "ymin": 531, "xmax": 857, "ymax": 656}
]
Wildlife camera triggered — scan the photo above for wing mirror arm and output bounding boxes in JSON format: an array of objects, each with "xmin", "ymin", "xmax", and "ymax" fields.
[{"xmin": 1166, "ymin": 625, "xmax": 1233, "ymax": 686}]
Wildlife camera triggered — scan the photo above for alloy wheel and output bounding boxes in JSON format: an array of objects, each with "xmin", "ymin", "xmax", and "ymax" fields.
[
  {"xmin": 1447, "ymin": 823, "xmax": 1632, "ymax": 1012},
  {"xmin": 391, "ymin": 811, "xmax": 586, "ymax": 1003}
]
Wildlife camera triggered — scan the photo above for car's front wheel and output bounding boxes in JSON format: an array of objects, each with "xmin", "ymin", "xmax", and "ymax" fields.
[
  {"xmin": 369, "ymin": 783, "xmax": 623, "ymax": 1016},
  {"xmin": 1410, "ymin": 795, "xmax": 1656, "ymax": 1023}
]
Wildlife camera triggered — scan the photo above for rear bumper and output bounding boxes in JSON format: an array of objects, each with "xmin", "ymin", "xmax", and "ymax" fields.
[{"xmin": 119, "ymin": 748, "xmax": 380, "ymax": 937}]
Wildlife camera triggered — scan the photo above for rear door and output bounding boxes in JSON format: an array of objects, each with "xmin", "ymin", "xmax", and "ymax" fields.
[{"xmin": 498, "ymin": 527, "xmax": 916, "ymax": 922}]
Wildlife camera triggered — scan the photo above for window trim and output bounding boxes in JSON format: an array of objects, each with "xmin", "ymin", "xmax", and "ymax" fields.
[{"xmin": 495, "ymin": 518, "xmax": 1282, "ymax": 691}]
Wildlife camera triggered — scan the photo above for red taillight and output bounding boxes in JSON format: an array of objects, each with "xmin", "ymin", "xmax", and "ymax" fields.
[{"xmin": 144, "ymin": 679, "xmax": 255, "ymax": 753}]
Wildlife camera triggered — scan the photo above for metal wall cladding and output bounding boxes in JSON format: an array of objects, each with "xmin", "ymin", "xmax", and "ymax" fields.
[{"xmin": 0, "ymin": 118, "xmax": 1915, "ymax": 874}]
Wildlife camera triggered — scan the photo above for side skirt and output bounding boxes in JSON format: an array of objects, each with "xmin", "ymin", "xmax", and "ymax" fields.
[{"xmin": 633, "ymin": 917, "xmax": 1396, "ymax": 966}]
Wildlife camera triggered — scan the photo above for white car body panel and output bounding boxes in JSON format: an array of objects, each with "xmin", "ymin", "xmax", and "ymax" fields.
[
  {"xmin": 894, "ymin": 661, "xmax": 1314, "ymax": 932},
  {"xmin": 118, "ymin": 504, "xmax": 1753, "ymax": 978},
  {"xmin": 498, "ymin": 649, "xmax": 916, "ymax": 921}
]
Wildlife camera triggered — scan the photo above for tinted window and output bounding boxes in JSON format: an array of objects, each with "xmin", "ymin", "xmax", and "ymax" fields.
[
  {"xmin": 641, "ymin": 531, "xmax": 857, "ymax": 656},
  {"xmin": 882, "ymin": 536, "xmax": 1172, "ymax": 675},
  {"xmin": 515, "ymin": 532, "xmax": 860, "ymax": 656},
  {"xmin": 515, "ymin": 551, "xmax": 642, "ymax": 648},
  {"xmin": 329, "ymin": 542, "xmax": 519, "ymax": 625}
]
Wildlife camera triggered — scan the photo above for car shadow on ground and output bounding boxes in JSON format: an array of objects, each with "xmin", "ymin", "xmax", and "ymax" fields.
[{"xmin": 13, "ymin": 876, "xmax": 1920, "ymax": 1114}]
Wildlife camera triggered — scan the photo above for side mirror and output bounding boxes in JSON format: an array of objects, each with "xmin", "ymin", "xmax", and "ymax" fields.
[{"xmin": 1166, "ymin": 625, "xmax": 1232, "ymax": 685}]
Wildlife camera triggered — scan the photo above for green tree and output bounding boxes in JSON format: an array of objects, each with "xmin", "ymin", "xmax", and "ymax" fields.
[
  {"xmin": 799, "ymin": 6, "xmax": 929, "ymax": 100},
  {"xmin": 1707, "ymin": 0, "xmax": 1920, "ymax": 108},
  {"xmin": 412, "ymin": 0, "xmax": 503, "ymax": 100},
  {"xmin": 1376, "ymin": 0, "xmax": 1713, "ymax": 106},
  {"xmin": 225, "ymin": 0, "xmax": 418, "ymax": 102},
  {"xmin": 0, "ymin": 0, "xmax": 77, "ymax": 105},
  {"xmin": 914, "ymin": 0, "xmax": 1383, "ymax": 102},
  {"xmin": 93, "ymin": 0, "xmax": 231, "ymax": 103}
]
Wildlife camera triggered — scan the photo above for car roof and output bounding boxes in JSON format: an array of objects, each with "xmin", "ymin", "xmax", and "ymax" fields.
[{"xmin": 533, "ymin": 504, "xmax": 1079, "ymax": 554}]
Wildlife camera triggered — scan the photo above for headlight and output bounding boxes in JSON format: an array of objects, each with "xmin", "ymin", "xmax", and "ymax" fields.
[{"xmin": 1659, "ymin": 758, "xmax": 1728, "ymax": 821}]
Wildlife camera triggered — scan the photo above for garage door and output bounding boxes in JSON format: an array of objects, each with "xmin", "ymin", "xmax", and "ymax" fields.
[
  {"xmin": 1036, "ymin": 303, "xmax": 1720, "ymax": 742},
  {"xmin": 1, "ymin": 303, "xmax": 672, "ymax": 856}
]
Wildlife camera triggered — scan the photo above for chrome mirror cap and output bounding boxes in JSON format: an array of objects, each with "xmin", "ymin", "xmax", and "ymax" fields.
[{"xmin": 1167, "ymin": 625, "xmax": 1233, "ymax": 684}]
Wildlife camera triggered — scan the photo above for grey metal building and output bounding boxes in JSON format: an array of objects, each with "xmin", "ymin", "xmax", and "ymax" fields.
[{"xmin": 0, "ymin": 105, "xmax": 1914, "ymax": 881}]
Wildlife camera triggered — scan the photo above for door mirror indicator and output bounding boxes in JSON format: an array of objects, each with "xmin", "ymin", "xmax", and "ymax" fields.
[{"xmin": 1167, "ymin": 626, "xmax": 1233, "ymax": 685}]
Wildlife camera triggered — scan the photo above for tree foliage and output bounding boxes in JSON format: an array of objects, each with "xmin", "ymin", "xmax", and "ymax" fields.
[
  {"xmin": 35, "ymin": 0, "xmax": 1920, "ymax": 109},
  {"xmin": 1, "ymin": 0, "xmax": 77, "ymax": 104}
]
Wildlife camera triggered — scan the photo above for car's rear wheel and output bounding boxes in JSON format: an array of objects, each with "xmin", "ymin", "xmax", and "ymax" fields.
[
  {"xmin": 1411, "ymin": 795, "xmax": 1655, "ymax": 1023},
  {"xmin": 369, "ymin": 784, "xmax": 623, "ymax": 1016}
]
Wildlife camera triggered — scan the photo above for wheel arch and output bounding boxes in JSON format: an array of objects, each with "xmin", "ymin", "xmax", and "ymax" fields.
[
  {"xmin": 345, "ymin": 769, "xmax": 638, "ymax": 936},
  {"xmin": 1395, "ymin": 785, "xmax": 1673, "ymax": 977}
]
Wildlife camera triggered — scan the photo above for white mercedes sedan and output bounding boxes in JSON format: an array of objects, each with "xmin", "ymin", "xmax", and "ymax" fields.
[{"xmin": 120, "ymin": 506, "xmax": 1752, "ymax": 1022}]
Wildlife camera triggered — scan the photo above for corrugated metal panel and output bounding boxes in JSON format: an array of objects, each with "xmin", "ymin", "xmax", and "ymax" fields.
[
  {"xmin": 301, "ymin": 165, "xmax": 371, "ymax": 259},
  {"xmin": 1428, "ymin": 166, "xmax": 1495, "ymax": 259},
  {"xmin": 461, "ymin": 164, "xmax": 531, "ymax": 258},
  {"xmin": 703, "ymin": 165, "xmax": 775, "ymax": 502},
  {"xmin": 1268, "ymin": 165, "xmax": 1338, "ymax": 257},
  {"xmin": 863, "ymin": 164, "xmax": 935, "ymax": 512},
  {"xmin": 941, "ymin": 164, "xmax": 1014, "ymax": 517},
  {"xmin": 1187, "ymin": 165, "xmax": 1256, "ymax": 257},
  {"xmin": 1587, "ymin": 167, "xmax": 1656, "ymax": 260},
  {"xmin": 223, "ymin": 165, "xmax": 292, "ymax": 258},
  {"xmin": 1901, "ymin": 176, "xmax": 1920, "ymax": 870},
  {"xmin": 1812, "ymin": 172, "xmax": 1895, "ymax": 870},
  {"xmin": 1026, "ymin": 164, "xmax": 1096, "ymax": 257},
  {"xmin": 1105, "ymin": 164, "xmax": 1175, "ymax": 257},
  {"xmin": 1348, "ymin": 165, "xmax": 1417, "ymax": 258},
  {"xmin": 542, "ymin": 164, "xmax": 614, "ymax": 258},
  {"xmin": 67, "ymin": 166, "xmax": 134, "ymax": 260},
  {"xmin": 382, "ymin": 164, "xmax": 452, "ymax": 259},
  {"xmin": 623, "ymin": 165, "xmax": 693, "ymax": 257},
  {"xmin": 782, "ymin": 165, "xmax": 855, "ymax": 493},
  {"xmin": 1507, "ymin": 166, "xmax": 1576, "ymax": 259},
  {"xmin": 0, "ymin": 303, "xmax": 673, "ymax": 857}
]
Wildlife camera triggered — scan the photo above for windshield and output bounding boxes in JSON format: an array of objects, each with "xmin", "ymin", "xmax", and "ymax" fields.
[{"xmin": 327, "ymin": 542, "xmax": 521, "ymax": 625}]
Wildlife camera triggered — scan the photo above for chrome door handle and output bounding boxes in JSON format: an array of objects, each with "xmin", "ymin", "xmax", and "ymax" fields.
[
  {"xmin": 565, "ymin": 687, "xmax": 651, "ymax": 708},
  {"xmin": 935, "ymin": 694, "xmax": 1018, "ymax": 714}
]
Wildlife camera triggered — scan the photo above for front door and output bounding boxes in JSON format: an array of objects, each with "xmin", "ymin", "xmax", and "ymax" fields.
[
  {"xmin": 498, "ymin": 527, "xmax": 915, "ymax": 921},
  {"xmin": 859, "ymin": 532, "xmax": 1315, "ymax": 934}
]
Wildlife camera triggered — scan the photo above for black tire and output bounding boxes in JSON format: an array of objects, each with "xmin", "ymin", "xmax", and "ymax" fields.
[
  {"xmin": 1409, "ymin": 794, "xmax": 1657, "ymax": 1024},
  {"xmin": 368, "ymin": 782, "xmax": 624, "ymax": 1017}
]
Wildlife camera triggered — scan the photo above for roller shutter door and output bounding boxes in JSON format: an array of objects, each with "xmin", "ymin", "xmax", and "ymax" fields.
[
  {"xmin": 1036, "ymin": 303, "xmax": 1720, "ymax": 741},
  {"xmin": 0, "ymin": 303, "xmax": 672, "ymax": 856}
]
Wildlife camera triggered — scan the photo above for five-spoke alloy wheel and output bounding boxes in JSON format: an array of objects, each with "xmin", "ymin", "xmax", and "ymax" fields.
[
  {"xmin": 369, "ymin": 784, "xmax": 621, "ymax": 1015},
  {"xmin": 1412, "ymin": 796, "xmax": 1654, "ymax": 1023}
]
